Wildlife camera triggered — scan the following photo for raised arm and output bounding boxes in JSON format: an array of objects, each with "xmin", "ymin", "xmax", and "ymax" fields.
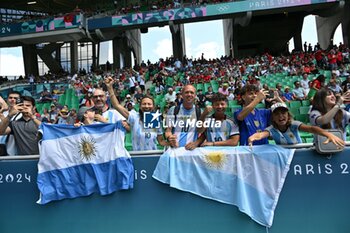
[
  {"xmin": 299, "ymin": 124, "xmax": 345, "ymax": 147},
  {"xmin": 315, "ymin": 91, "xmax": 350, "ymax": 125},
  {"xmin": 273, "ymin": 90, "xmax": 284, "ymax": 103},
  {"xmin": 237, "ymin": 90, "xmax": 267, "ymax": 121},
  {"xmin": 197, "ymin": 105, "xmax": 212, "ymax": 134},
  {"xmin": 104, "ymin": 77, "xmax": 130, "ymax": 119},
  {"xmin": 0, "ymin": 96, "xmax": 8, "ymax": 113},
  {"xmin": 0, "ymin": 104, "xmax": 21, "ymax": 135}
]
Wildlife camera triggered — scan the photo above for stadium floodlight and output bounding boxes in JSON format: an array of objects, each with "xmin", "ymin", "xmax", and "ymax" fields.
[{"xmin": 27, "ymin": 1, "xmax": 37, "ymax": 4}]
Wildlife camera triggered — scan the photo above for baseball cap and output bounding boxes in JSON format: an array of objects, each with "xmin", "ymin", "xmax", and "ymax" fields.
[
  {"xmin": 126, "ymin": 94, "xmax": 131, "ymax": 98},
  {"xmin": 271, "ymin": 102, "xmax": 288, "ymax": 113},
  {"xmin": 78, "ymin": 106, "xmax": 93, "ymax": 121}
]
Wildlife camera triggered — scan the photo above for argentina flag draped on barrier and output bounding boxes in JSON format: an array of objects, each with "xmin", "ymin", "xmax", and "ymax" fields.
[
  {"xmin": 37, "ymin": 122, "xmax": 134, "ymax": 205},
  {"xmin": 153, "ymin": 145, "xmax": 295, "ymax": 227}
]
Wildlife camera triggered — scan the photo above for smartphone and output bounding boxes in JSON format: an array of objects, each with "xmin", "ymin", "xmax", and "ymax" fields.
[{"xmin": 16, "ymin": 98, "xmax": 23, "ymax": 104}]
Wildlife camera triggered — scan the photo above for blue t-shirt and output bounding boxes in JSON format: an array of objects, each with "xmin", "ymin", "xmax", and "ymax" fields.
[
  {"xmin": 234, "ymin": 108, "xmax": 271, "ymax": 146},
  {"xmin": 283, "ymin": 93, "xmax": 294, "ymax": 101}
]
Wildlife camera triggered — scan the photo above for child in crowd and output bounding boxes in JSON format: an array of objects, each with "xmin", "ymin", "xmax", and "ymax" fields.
[
  {"xmin": 248, "ymin": 102, "xmax": 345, "ymax": 147},
  {"xmin": 234, "ymin": 84, "xmax": 282, "ymax": 146},
  {"xmin": 75, "ymin": 106, "xmax": 107, "ymax": 126},
  {"xmin": 310, "ymin": 88, "xmax": 350, "ymax": 140},
  {"xmin": 185, "ymin": 93, "xmax": 240, "ymax": 150}
]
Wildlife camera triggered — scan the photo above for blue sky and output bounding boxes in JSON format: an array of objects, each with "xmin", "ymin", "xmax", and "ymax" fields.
[{"xmin": 0, "ymin": 16, "xmax": 344, "ymax": 76}]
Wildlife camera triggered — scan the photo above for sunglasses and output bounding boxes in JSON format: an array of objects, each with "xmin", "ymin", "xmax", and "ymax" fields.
[{"xmin": 93, "ymin": 95, "xmax": 105, "ymax": 99}]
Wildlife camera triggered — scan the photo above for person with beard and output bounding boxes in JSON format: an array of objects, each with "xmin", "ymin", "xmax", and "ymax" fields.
[
  {"xmin": 0, "ymin": 96, "xmax": 41, "ymax": 155},
  {"xmin": 105, "ymin": 77, "xmax": 168, "ymax": 151},
  {"xmin": 91, "ymin": 87, "xmax": 125, "ymax": 124}
]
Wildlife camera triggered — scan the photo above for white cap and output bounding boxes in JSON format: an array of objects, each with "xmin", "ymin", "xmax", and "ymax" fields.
[
  {"xmin": 126, "ymin": 94, "xmax": 131, "ymax": 98},
  {"xmin": 271, "ymin": 102, "xmax": 288, "ymax": 113}
]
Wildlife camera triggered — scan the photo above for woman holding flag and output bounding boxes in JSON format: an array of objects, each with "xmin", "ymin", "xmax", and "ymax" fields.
[{"xmin": 105, "ymin": 77, "xmax": 169, "ymax": 151}]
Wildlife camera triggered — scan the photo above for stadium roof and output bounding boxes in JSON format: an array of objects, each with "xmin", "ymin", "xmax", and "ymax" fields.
[{"xmin": 0, "ymin": 0, "xmax": 113, "ymax": 14}]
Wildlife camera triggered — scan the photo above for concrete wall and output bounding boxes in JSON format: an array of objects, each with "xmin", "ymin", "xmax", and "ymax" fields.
[
  {"xmin": 169, "ymin": 22, "xmax": 186, "ymax": 60},
  {"xmin": 223, "ymin": 12, "xmax": 305, "ymax": 57},
  {"xmin": 316, "ymin": 0, "xmax": 349, "ymax": 49}
]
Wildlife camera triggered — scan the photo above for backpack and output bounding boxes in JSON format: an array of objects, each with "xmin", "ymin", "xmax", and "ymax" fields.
[{"xmin": 173, "ymin": 104, "xmax": 201, "ymax": 123}]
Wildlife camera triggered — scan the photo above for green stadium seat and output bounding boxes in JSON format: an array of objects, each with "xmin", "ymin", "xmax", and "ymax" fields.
[
  {"xmin": 125, "ymin": 133, "xmax": 133, "ymax": 151},
  {"xmin": 43, "ymin": 102, "xmax": 52, "ymax": 111},
  {"xmin": 299, "ymin": 132, "xmax": 314, "ymax": 143},
  {"xmin": 228, "ymin": 100, "xmax": 238, "ymax": 107},
  {"xmin": 120, "ymin": 90, "xmax": 128, "ymax": 99},
  {"xmin": 35, "ymin": 103, "xmax": 44, "ymax": 115},
  {"xmin": 157, "ymin": 144, "xmax": 165, "ymax": 150},
  {"xmin": 212, "ymin": 84, "xmax": 219, "ymax": 92},
  {"xmin": 268, "ymin": 140, "xmax": 276, "ymax": 145},
  {"xmin": 145, "ymin": 71, "xmax": 150, "ymax": 82},
  {"xmin": 204, "ymin": 83, "xmax": 211, "ymax": 92},
  {"xmin": 299, "ymin": 106, "xmax": 310, "ymax": 115},
  {"xmin": 289, "ymin": 101, "xmax": 302, "ymax": 109},
  {"xmin": 302, "ymin": 100, "xmax": 311, "ymax": 106},
  {"xmin": 295, "ymin": 114, "xmax": 309, "ymax": 124},
  {"xmin": 196, "ymin": 83, "xmax": 204, "ymax": 91},
  {"xmin": 289, "ymin": 107, "xmax": 299, "ymax": 116},
  {"xmin": 58, "ymin": 94, "xmax": 66, "ymax": 105},
  {"xmin": 305, "ymin": 137, "xmax": 314, "ymax": 143},
  {"xmin": 166, "ymin": 77, "xmax": 175, "ymax": 87}
]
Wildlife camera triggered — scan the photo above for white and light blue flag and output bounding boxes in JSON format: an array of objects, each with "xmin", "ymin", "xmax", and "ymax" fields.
[
  {"xmin": 37, "ymin": 122, "xmax": 134, "ymax": 204},
  {"xmin": 153, "ymin": 145, "xmax": 295, "ymax": 227}
]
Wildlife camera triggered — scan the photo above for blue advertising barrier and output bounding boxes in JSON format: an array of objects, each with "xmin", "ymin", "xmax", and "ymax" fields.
[{"xmin": 0, "ymin": 147, "xmax": 349, "ymax": 233}]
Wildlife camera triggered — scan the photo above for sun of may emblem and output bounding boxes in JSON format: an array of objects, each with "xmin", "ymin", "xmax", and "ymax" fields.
[
  {"xmin": 204, "ymin": 151, "xmax": 226, "ymax": 169},
  {"xmin": 78, "ymin": 136, "xmax": 97, "ymax": 161}
]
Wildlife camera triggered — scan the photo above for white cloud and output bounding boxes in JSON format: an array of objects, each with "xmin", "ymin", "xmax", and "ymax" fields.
[
  {"xmin": 0, "ymin": 53, "xmax": 25, "ymax": 76},
  {"xmin": 185, "ymin": 37, "xmax": 192, "ymax": 56},
  {"xmin": 153, "ymin": 38, "xmax": 173, "ymax": 59},
  {"xmin": 192, "ymin": 42, "xmax": 224, "ymax": 60}
]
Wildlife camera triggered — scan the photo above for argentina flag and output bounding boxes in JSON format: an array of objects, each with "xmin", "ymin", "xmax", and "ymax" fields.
[
  {"xmin": 153, "ymin": 145, "xmax": 295, "ymax": 227},
  {"xmin": 37, "ymin": 122, "xmax": 134, "ymax": 205}
]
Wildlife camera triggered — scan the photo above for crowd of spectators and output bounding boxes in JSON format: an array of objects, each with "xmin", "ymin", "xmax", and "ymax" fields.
[{"xmin": 0, "ymin": 42, "xmax": 349, "ymax": 155}]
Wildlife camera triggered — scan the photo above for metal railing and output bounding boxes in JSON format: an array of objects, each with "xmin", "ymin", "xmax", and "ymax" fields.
[{"xmin": 2, "ymin": 142, "xmax": 350, "ymax": 160}]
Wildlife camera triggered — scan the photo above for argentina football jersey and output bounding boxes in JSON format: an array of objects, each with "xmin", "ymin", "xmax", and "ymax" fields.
[
  {"xmin": 205, "ymin": 117, "xmax": 239, "ymax": 142},
  {"xmin": 166, "ymin": 105, "xmax": 199, "ymax": 147},
  {"xmin": 265, "ymin": 121, "xmax": 303, "ymax": 145},
  {"xmin": 128, "ymin": 111, "xmax": 162, "ymax": 151}
]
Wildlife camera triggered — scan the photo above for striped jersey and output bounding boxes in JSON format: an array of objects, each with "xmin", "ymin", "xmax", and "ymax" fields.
[
  {"xmin": 128, "ymin": 111, "xmax": 162, "ymax": 151},
  {"xmin": 265, "ymin": 121, "xmax": 302, "ymax": 145},
  {"xmin": 309, "ymin": 109, "xmax": 350, "ymax": 140},
  {"xmin": 166, "ymin": 104, "xmax": 200, "ymax": 147},
  {"xmin": 205, "ymin": 116, "xmax": 239, "ymax": 142}
]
